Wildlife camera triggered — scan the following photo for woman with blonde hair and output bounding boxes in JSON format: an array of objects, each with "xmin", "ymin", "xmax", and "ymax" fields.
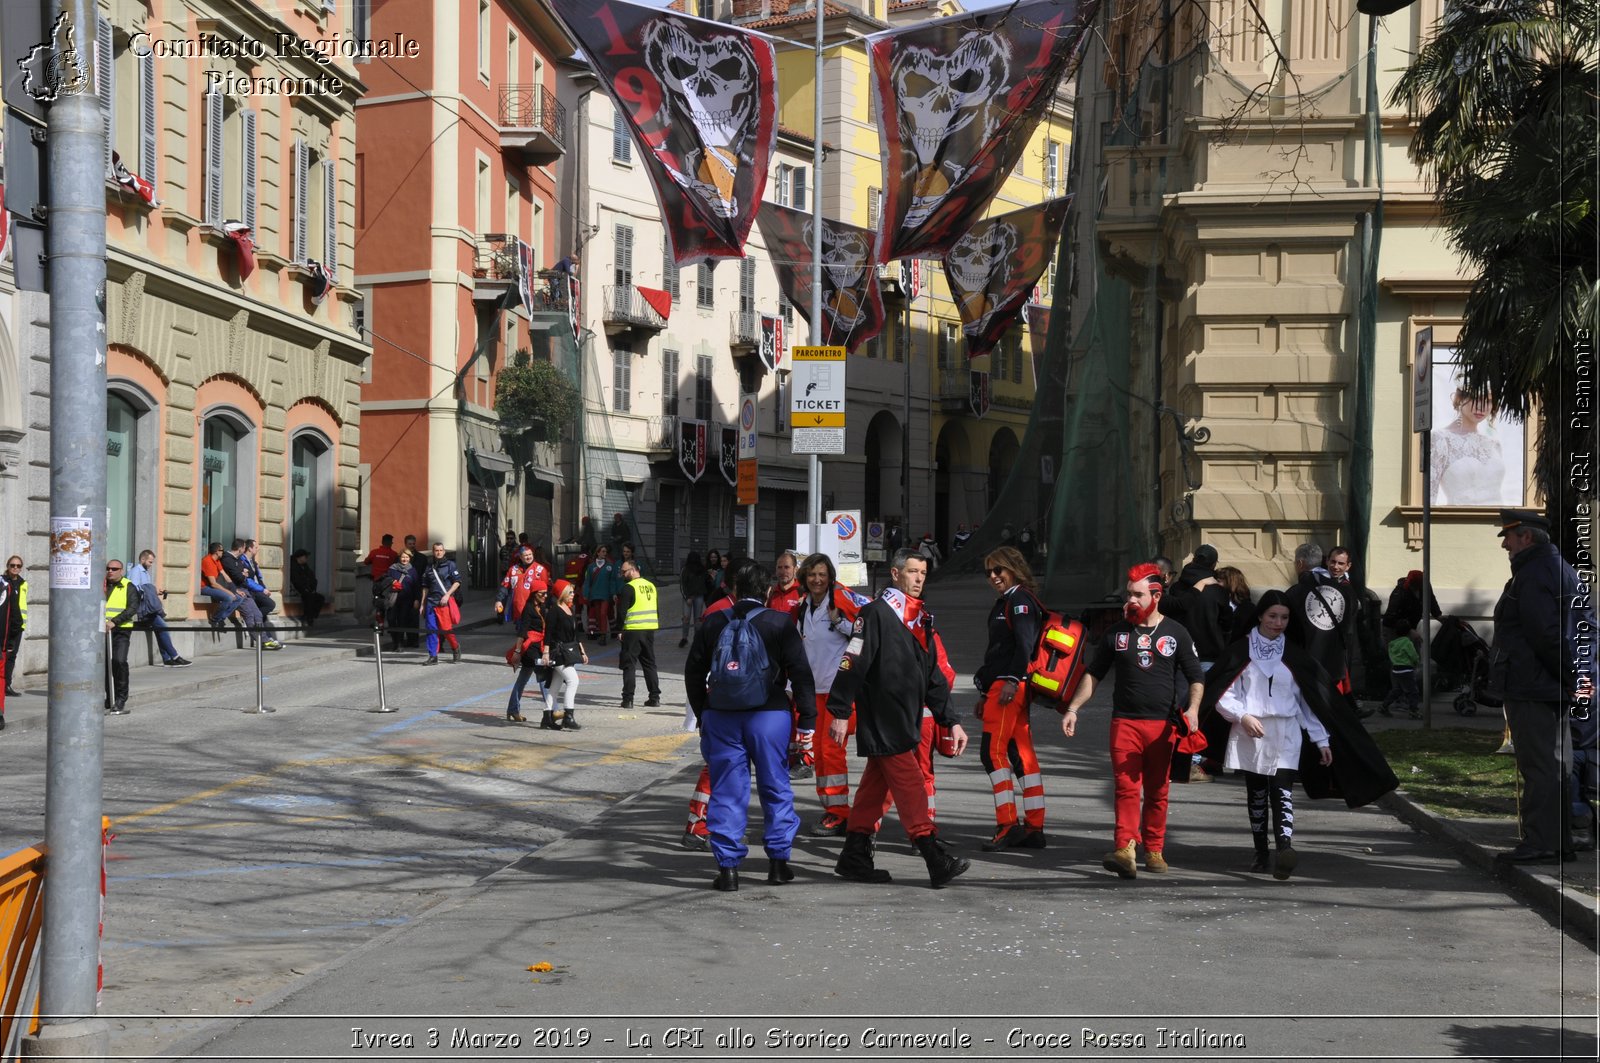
[
  {"xmin": 543, "ymin": 580, "xmax": 589, "ymax": 730},
  {"xmin": 974, "ymin": 546, "xmax": 1049, "ymax": 850}
]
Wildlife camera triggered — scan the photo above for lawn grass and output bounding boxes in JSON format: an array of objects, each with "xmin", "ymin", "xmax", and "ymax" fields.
[{"xmin": 1372, "ymin": 727, "xmax": 1519, "ymax": 818}]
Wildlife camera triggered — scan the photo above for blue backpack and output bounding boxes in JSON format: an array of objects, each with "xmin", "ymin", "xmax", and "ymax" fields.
[{"xmin": 707, "ymin": 608, "xmax": 773, "ymax": 711}]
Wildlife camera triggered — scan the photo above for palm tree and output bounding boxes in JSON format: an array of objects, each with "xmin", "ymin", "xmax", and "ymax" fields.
[{"xmin": 1392, "ymin": 0, "xmax": 1599, "ymax": 538}]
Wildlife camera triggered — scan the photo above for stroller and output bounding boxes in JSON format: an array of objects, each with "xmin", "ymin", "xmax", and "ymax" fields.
[{"xmin": 1430, "ymin": 615, "xmax": 1496, "ymax": 716}]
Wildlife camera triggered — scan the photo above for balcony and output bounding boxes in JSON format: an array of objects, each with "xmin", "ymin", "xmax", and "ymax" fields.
[
  {"xmin": 498, "ymin": 84, "xmax": 567, "ymax": 165},
  {"xmin": 730, "ymin": 311, "xmax": 759, "ymax": 351},
  {"xmin": 1100, "ymin": 143, "xmax": 1182, "ymax": 230},
  {"xmin": 527, "ymin": 269, "xmax": 572, "ymax": 314},
  {"xmin": 471, "ymin": 233, "xmax": 522, "ymax": 303},
  {"xmin": 938, "ymin": 368, "xmax": 974, "ymax": 412},
  {"xmin": 732, "ymin": 0, "xmax": 807, "ymax": 23},
  {"xmin": 602, "ymin": 285, "xmax": 667, "ymax": 336}
]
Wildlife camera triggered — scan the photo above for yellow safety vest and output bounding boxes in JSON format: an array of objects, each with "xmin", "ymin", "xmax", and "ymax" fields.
[
  {"xmin": 104, "ymin": 579, "xmax": 134, "ymax": 629},
  {"xmin": 623, "ymin": 578, "xmax": 659, "ymax": 631}
]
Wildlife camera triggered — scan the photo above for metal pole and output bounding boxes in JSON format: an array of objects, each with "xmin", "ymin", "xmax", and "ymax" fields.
[
  {"xmin": 746, "ymin": 502, "xmax": 755, "ymax": 557},
  {"xmin": 1422, "ymin": 429, "xmax": 1433, "ymax": 728},
  {"xmin": 369, "ymin": 624, "xmax": 394, "ymax": 713},
  {"xmin": 28, "ymin": 0, "xmax": 111, "ymax": 1055},
  {"xmin": 901, "ymin": 301, "xmax": 911, "ymax": 532},
  {"xmin": 247, "ymin": 630, "xmax": 274, "ymax": 715},
  {"xmin": 806, "ymin": 0, "xmax": 824, "ymax": 554}
]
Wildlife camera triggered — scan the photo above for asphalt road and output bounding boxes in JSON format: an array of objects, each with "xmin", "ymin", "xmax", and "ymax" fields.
[{"xmin": 1, "ymin": 626, "xmax": 701, "ymax": 1061}]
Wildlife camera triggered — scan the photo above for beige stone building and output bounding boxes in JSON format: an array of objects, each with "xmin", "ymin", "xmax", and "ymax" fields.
[
  {"xmin": 2, "ymin": 0, "xmax": 370, "ymax": 673},
  {"xmin": 1059, "ymin": 0, "xmax": 1511, "ymax": 611}
]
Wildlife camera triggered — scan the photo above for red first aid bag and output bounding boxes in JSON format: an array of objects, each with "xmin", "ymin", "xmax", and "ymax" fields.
[{"xmin": 1027, "ymin": 613, "xmax": 1090, "ymax": 706}]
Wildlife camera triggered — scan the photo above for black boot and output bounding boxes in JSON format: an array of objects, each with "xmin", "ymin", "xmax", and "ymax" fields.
[
  {"xmin": 835, "ymin": 832, "xmax": 892, "ymax": 884},
  {"xmin": 1250, "ymin": 833, "xmax": 1271, "ymax": 873},
  {"xmin": 712, "ymin": 867, "xmax": 739, "ymax": 892},
  {"xmin": 562, "ymin": 710, "xmax": 582, "ymax": 731},
  {"xmin": 540, "ymin": 711, "xmax": 560, "ymax": 730},
  {"xmin": 914, "ymin": 833, "xmax": 970, "ymax": 889},
  {"xmin": 767, "ymin": 859, "xmax": 794, "ymax": 885}
]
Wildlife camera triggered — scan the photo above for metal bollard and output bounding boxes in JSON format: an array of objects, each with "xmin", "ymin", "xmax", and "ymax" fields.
[
  {"xmin": 368, "ymin": 625, "xmax": 394, "ymax": 713},
  {"xmin": 246, "ymin": 630, "xmax": 275, "ymax": 715},
  {"xmin": 103, "ymin": 630, "xmax": 112, "ymax": 712}
]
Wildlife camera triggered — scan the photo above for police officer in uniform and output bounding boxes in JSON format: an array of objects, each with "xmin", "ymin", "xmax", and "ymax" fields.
[
  {"xmin": 619, "ymin": 559, "xmax": 662, "ymax": 710},
  {"xmin": 104, "ymin": 559, "xmax": 138, "ymax": 715}
]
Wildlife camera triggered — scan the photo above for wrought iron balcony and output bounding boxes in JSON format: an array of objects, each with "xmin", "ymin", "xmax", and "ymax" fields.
[
  {"xmin": 938, "ymin": 368, "xmax": 975, "ymax": 412},
  {"xmin": 602, "ymin": 285, "xmax": 666, "ymax": 335},
  {"xmin": 730, "ymin": 311, "xmax": 759, "ymax": 350},
  {"xmin": 472, "ymin": 233, "xmax": 522, "ymax": 303},
  {"xmin": 498, "ymin": 84, "xmax": 567, "ymax": 165}
]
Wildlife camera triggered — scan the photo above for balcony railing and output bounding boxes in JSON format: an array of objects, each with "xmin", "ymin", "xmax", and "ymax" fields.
[
  {"xmin": 498, "ymin": 85, "xmax": 567, "ymax": 164},
  {"xmin": 527, "ymin": 270, "xmax": 572, "ymax": 314},
  {"xmin": 472, "ymin": 233, "xmax": 522, "ymax": 302},
  {"xmin": 732, "ymin": 0, "xmax": 809, "ymax": 22},
  {"xmin": 1100, "ymin": 143, "xmax": 1182, "ymax": 228},
  {"xmin": 602, "ymin": 285, "xmax": 667, "ymax": 334},
  {"xmin": 730, "ymin": 310, "xmax": 759, "ymax": 348}
]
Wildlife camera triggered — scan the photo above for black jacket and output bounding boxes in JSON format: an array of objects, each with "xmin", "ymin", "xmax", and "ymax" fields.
[
  {"xmin": 827, "ymin": 597, "xmax": 956, "ymax": 757},
  {"xmin": 1166, "ymin": 562, "xmax": 1230, "ymax": 661},
  {"xmin": 1285, "ymin": 570, "xmax": 1356, "ymax": 680},
  {"xmin": 1199, "ymin": 637, "xmax": 1398, "ymax": 808},
  {"xmin": 1489, "ymin": 542, "xmax": 1596, "ymax": 703},
  {"xmin": 685, "ymin": 600, "xmax": 815, "ymax": 724},
  {"xmin": 975, "ymin": 585, "xmax": 1043, "ymax": 692}
]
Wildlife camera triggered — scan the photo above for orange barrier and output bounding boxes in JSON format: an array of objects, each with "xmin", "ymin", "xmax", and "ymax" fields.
[{"xmin": 0, "ymin": 818, "xmax": 111, "ymax": 1062}]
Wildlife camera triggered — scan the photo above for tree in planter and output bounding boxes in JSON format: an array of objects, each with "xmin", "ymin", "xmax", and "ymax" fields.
[{"xmin": 495, "ymin": 348, "xmax": 580, "ymax": 444}]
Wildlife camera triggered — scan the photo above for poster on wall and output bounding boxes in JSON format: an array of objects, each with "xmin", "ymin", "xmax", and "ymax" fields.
[{"xmin": 1428, "ymin": 348, "xmax": 1526, "ymax": 507}]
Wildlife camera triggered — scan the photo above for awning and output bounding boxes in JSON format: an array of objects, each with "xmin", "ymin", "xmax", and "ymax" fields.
[
  {"xmin": 758, "ymin": 463, "xmax": 810, "ymax": 491},
  {"xmin": 588, "ymin": 448, "xmax": 652, "ymax": 485},
  {"xmin": 472, "ymin": 449, "xmax": 516, "ymax": 474}
]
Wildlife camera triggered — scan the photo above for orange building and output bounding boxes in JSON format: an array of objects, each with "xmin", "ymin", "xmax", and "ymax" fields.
[{"xmin": 356, "ymin": 0, "xmax": 573, "ymax": 586}]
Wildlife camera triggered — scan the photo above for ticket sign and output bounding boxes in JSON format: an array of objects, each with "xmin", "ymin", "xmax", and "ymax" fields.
[{"xmin": 791, "ymin": 345, "xmax": 847, "ymax": 453}]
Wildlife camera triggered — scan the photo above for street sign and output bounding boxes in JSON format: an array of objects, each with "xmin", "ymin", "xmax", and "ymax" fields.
[
  {"xmin": 827, "ymin": 509, "xmax": 864, "ymax": 586},
  {"xmin": 1412, "ymin": 327, "xmax": 1433, "ymax": 433},
  {"xmin": 865, "ymin": 520, "xmax": 886, "ymax": 563},
  {"xmin": 738, "ymin": 394, "xmax": 758, "ymax": 458},
  {"xmin": 791, "ymin": 345, "xmax": 847, "ymax": 454},
  {"xmin": 737, "ymin": 459, "xmax": 758, "ymax": 506}
]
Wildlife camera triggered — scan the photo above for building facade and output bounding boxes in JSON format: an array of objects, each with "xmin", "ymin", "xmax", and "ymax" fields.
[
  {"xmin": 355, "ymin": 0, "xmax": 573, "ymax": 586},
  {"xmin": 2, "ymin": 0, "xmax": 372, "ymax": 674}
]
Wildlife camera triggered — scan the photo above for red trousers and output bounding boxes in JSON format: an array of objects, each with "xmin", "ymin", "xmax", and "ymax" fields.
[
  {"xmin": 980, "ymin": 683, "xmax": 1044, "ymax": 829},
  {"xmin": 686, "ymin": 764, "xmax": 712, "ymax": 836},
  {"xmin": 1109, "ymin": 716, "xmax": 1177, "ymax": 852},
  {"xmin": 587, "ymin": 599, "xmax": 611, "ymax": 636},
  {"xmin": 849, "ymin": 740, "xmax": 935, "ymax": 841},
  {"xmin": 814, "ymin": 694, "xmax": 854, "ymax": 818}
]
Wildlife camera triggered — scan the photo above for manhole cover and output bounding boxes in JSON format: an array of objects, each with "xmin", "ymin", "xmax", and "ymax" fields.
[{"xmin": 355, "ymin": 768, "xmax": 429, "ymax": 779}]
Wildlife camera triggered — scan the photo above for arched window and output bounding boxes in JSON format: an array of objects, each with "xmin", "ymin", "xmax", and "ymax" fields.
[
  {"xmin": 289, "ymin": 430, "xmax": 334, "ymax": 587},
  {"xmin": 200, "ymin": 409, "xmax": 257, "ymax": 551},
  {"xmin": 106, "ymin": 392, "xmax": 144, "ymax": 566}
]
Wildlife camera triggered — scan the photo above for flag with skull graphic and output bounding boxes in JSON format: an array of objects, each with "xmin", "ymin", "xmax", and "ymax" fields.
[
  {"xmin": 550, "ymin": 0, "xmax": 778, "ymax": 264},
  {"xmin": 868, "ymin": 0, "xmax": 1095, "ymax": 262},
  {"xmin": 756, "ymin": 203, "xmax": 885, "ymax": 354},
  {"xmin": 941, "ymin": 196, "xmax": 1071, "ymax": 359}
]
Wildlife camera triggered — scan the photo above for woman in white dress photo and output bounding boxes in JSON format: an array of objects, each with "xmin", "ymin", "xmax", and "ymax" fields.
[{"xmin": 1431, "ymin": 389, "xmax": 1507, "ymax": 506}]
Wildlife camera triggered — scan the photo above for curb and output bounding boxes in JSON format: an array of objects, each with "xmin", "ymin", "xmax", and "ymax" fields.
[{"xmin": 1379, "ymin": 789, "xmax": 1598, "ymax": 943}]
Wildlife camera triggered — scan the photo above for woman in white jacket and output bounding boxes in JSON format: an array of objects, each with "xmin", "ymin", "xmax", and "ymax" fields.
[{"xmin": 1213, "ymin": 589, "xmax": 1334, "ymax": 880}]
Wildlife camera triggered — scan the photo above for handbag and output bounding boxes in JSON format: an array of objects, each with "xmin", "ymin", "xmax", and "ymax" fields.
[{"xmin": 553, "ymin": 641, "xmax": 582, "ymax": 667}]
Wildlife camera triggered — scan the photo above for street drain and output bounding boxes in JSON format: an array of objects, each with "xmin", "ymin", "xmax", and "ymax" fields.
[{"xmin": 356, "ymin": 768, "xmax": 429, "ymax": 779}]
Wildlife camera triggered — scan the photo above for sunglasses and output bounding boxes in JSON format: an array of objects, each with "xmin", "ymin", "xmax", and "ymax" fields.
[
  {"xmin": 989, "ymin": 566, "xmax": 1007, "ymax": 577},
  {"xmin": 5, "ymin": 563, "xmax": 20, "ymax": 570},
  {"xmin": 106, "ymin": 566, "xmax": 122, "ymax": 572}
]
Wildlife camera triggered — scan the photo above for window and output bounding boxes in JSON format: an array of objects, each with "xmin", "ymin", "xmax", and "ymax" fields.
[
  {"xmin": 779, "ymin": 292, "xmax": 793, "ymax": 328},
  {"xmin": 697, "ymin": 261, "xmax": 714, "ymax": 310},
  {"xmin": 993, "ymin": 340, "xmax": 1006, "ymax": 381},
  {"xmin": 103, "ymin": 25, "xmax": 158, "ymax": 189},
  {"xmin": 775, "ymin": 164, "xmax": 790, "ymax": 206},
  {"xmin": 352, "ymin": 0, "xmax": 372, "ymax": 58},
  {"xmin": 478, "ymin": 0, "xmax": 490, "ymax": 80},
  {"xmin": 612, "ymin": 346, "xmax": 633, "ymax": 412},
  {"xmin": 532, "ymin": 199, "xmax": 543, "ymax": 270},
  {"xmin": 695, "ymin": 354, "xmax": 714, "ymax": 421},
  {"xmin": 939, "ymin": 321, "xmax": 958, "ymax": 369},
  {"xmin": 867, "ymin": 187, "xmax": 882, "ymax": 232},
  {"xmin": 791, "ymin": 166, "xmax": 807, "ymax": 213},
  {"xmin": 292, "ymin": 139, "xmax": 334, "ymax": 275},
  {"xmin": 200, "ymin": 411, "xmax": 257, "ymax": 552},
  {"xmin": 505, "ymin": 174, "xmax": 519, "ymax": 239},
  {"xmin": 507, "ymin": 28, "xmax": 518, "ymax": 86},
  {"xmin": 738, "ymin": 258, "xmax": 755, "ymax": 316},
  {"xmin": 664, "ymin": 234, "xmax": 679, "ymax": 302},
  {"xmin": 662, "ymin": 348, "xmax": 681, "ymax": 413},
  {"xmin": 697, "ymin": 0, "xmax": 715, "ymax": 18},
  {"xmin": 614, "ymin": 223, "xmax": 633, "ymax": 287},
  {"xmin": 106, "ymin": 392, "xmax": 142, "ymax": 568},
  {"xmin": 774, "ymin": 374, "xmax": 788, "ymax": 433},
  {"xmin": 289, "ymin": 431, "xmax": 334, "ymax": 588},
  {"xmin": 1012, "ymin": 333, "xmax": 1023, "ymax": 383},
  {"xmin": 612, "ymin": 108, "xmax": 632, "ymax": 163},
  {"xmin": 894, "ymin": 319, "xmax": 910, "ymax": 363},
  {"xmin": 475, "ymin": 157, "xmax": 490, "ymax": 235},
  {"xmin": 1045, "ymin": 139, "xmax": 1060, "ymax": 194}
]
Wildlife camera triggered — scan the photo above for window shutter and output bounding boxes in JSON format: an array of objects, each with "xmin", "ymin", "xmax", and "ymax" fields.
[
  {"xmin": 739, "ymin": 257, "xmax": 755, "ymax": 314},
  {"xmin": 292, "ymin": 139, "xmax": 309, "ymax": 262},
  {"xmin": 663, "ymin": 235, "xmax": 678, "ymax": 301},
  {"xmin": 662, "ymin": 348, "xmax": 679, "ymax": 411},
  {"xmin": 323, "ymin": 158, "xmax": 338, "ymax": 280},
  {"xmin": 775, "ymin": 164, "xmax": 789, "ymax": 207},
  {"xmin": 97, "ymin": 16, "xmax": 114, "ymax": 178},
  {"xmin": 867, "ymin": 188, "xmax": 881, "ymax": 231},
  {"xmin": 204, "ymin": 91, "xmax": 224, "ymax": 226},
  {"xmin": 793, "ymin": 167, "xmax": 806, "ymax": 213},
  {"xmin": 615, "ymin": 224, "xmax": 633, "ymax": 286},
  {"xmin": 242, "ymin": 109, "xmax": 258, "ymax": 232},
  {"xmin": 612, "ymin": 110, "xmax": 631, "ymax": 162},
  {"xmin": 138, "ymin": 51, "xmax": 157, "ymax": 185}
]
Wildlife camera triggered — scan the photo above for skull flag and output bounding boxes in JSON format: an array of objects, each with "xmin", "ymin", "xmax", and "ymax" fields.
[
  {"xmin": 756, "ymin": 203, "xmax": 885, "ymax": 354},
  {"xmin": 550, "ymin": 0, "xmax": 777, "ymax": 264},
  {"xmin": 941, "ymin": 196, "xmax": 1071, "ymax": 359},
  {"xmin": 719, "ymin": 426, "xmax": 738, "ymax": 486},
  {"xmin": 678, "ymin": 418, "xmax": 707, "ymax": 482},
  {"xmin": 869, "ymin": 0, "xmax": 1096, "ymax": 261}
]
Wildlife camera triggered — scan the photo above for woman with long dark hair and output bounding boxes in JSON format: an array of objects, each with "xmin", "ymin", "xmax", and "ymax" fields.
[{"xmin": 678, "ymin": 551, "xmax": 707, "ymax": 648}]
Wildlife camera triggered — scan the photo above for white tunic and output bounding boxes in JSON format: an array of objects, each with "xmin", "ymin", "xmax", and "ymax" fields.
[{"xmin": 1214, "ymin": 649, "xmax": 1330, "ymax": 775}]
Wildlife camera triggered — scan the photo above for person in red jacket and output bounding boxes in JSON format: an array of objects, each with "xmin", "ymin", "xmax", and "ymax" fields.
[
  {"xmin": 974, "ymin": 546, "xmax": 1049, "ymax": 851},
  {"xmin": 792, "ymin": 553, "xmax": 872, "ymax": 836},
  {"xmin": 497, "ymin": 543, "xmax": 550, "ymax": 625}
]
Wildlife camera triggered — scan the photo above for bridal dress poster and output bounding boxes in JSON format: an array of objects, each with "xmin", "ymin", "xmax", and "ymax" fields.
[{"xmin": 1429, "ymin": 350, "xmax": 1526, "ymax": 507}]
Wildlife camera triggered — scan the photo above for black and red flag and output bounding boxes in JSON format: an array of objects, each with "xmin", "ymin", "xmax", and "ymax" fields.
[
  {"xmin": 678, "ymin": 418, "xmax": 707, "ymax": 482},
  {"xmin": 756, "ymin": 203, "xmax": 884, "ymax": 354},
  {"xmin": 550, "ymin": 0, "xmax": 778, "ymax": 265},
  {"xmin": 868, "ymin": 0, "xmax": 1095, "ymax": 261},
  {"xmin": 941, "ymin": 196, "xmax": 1071, "ymax": 359}
]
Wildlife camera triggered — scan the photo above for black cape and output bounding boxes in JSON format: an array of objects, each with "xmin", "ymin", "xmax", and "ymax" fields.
[{"xmin": 1198, "ymin": 637, "xmax": 1398, "ymax": 808}]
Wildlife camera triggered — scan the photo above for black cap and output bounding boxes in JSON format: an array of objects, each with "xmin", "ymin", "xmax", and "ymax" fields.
[
  {"xmin": 1193, "ymin": 544, "xmax": 1218, "ymax": 566},
  {"xmin": 1497, "ymin": 509, "xmax": 1550, "ymax": 537}
]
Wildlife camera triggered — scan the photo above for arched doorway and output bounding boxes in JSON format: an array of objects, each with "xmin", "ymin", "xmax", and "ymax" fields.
[
  {"xmin": 863, "ymin": 411, "xmax": 902, "ymax": 528},
  {"xmin": 988, "ymin": 426, "xmax": 1021, "ymax": 511},
  {"xmin": 934, "ymin": 420, "xmax": 970, "ymax": 553}
]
